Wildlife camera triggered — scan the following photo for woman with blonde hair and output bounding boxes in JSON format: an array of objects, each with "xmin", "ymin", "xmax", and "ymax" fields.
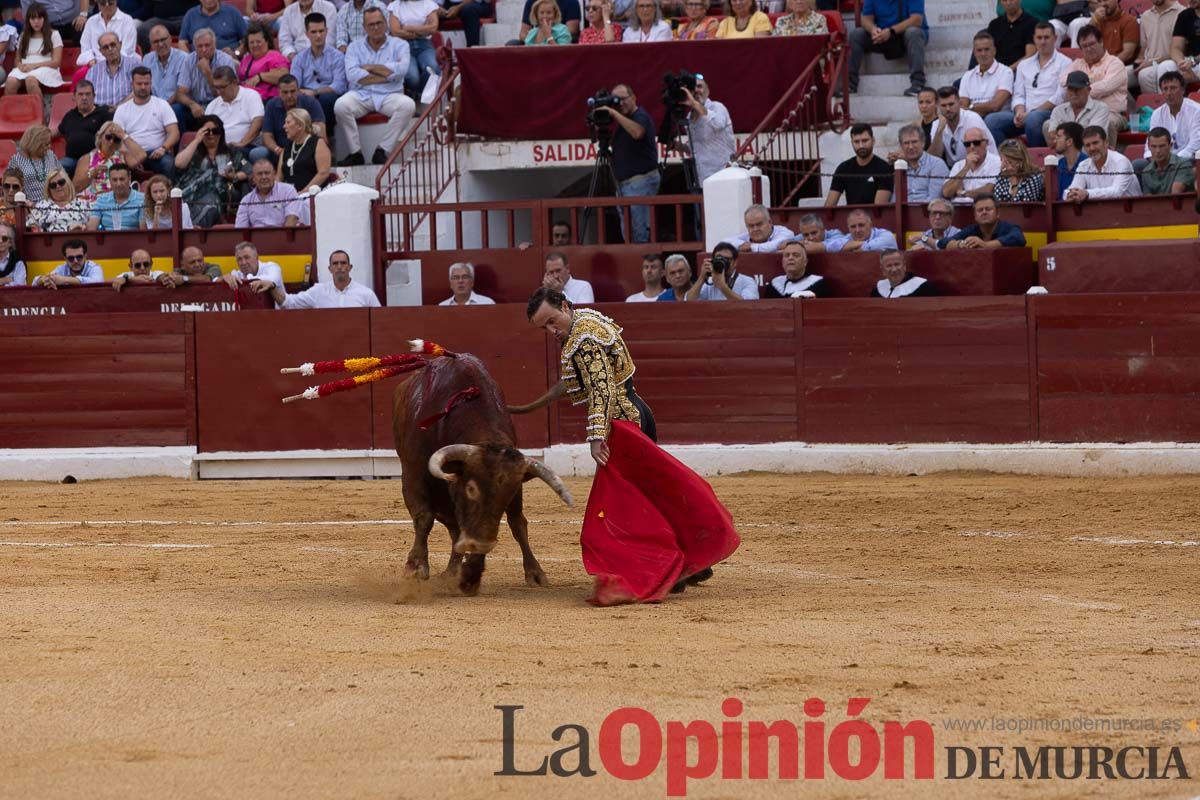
[
  {"xmin": 74, "ymin": 121, "xmax": 145, "ymax": 203},
  {"xmin": 580, "ymin": 0, "xmax": 622, "ymax": 43},
  {"xmin": 3, "ymin": 3, "xmax": 64, "ymax": 99},
  {"xmin": 524, "ymin": 0, "xmax": 572, "ymax": 44},
  {"xmin": 140, "ymin": 175, "xmax": 195, "ymax": 230},
  {"xmin": 994, "ymin": 138, "xmax": 1045, "ymax": 202},
  {"xmin": 773, "ymin": 0, "xmax": 827, "ymax": 36},
  {"xmin": 715, "ymin": 0, "xmax": 772, "ymax": 37},
  {"xmin": 278, "ymin": 108, "xmax": 332, "ymax": 194},
  {"xmin": 28, "ymin": 170, "xmax": 91, "ymax": 233},
  {"xmin": 675, "ymin": 0, "xmax": 719, "ymax": 39},
  {"xmin": 8, "ymin": 126, "xmax": 60, "ymax": 204},
  {"xmin": 622, "ymin": 0, "xmax": 672, "ymax": 42}
]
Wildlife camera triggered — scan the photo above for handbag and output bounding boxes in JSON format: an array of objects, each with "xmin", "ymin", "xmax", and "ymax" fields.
[{"xmin": 1051, "ymin": 0, "xmax": 1088, "ymax": 22}]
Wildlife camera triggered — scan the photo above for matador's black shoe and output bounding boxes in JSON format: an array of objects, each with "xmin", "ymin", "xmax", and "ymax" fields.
[{"xmin": 670, "ymin": 567, "xmax": 715, "ymax": 594}]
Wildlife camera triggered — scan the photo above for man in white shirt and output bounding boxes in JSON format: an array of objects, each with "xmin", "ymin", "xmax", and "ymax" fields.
[
  {"xmin": 681, "ymin": 76, "xmax": 735, "ymax": 186},
  {"xmin": 270, "ymin": 250, "xmax": 380, "ymax": 308},
  {"xmin": 112, "ymin": 66, "xmax": 179, "ymax": 178},
  {"xmin": 206, "ymin": 65, "xmax": 265, "ymax": 159},
  {"xmin": 625, "ymin": 253, "xmax": 665, "ymax": 302},
  {"xmin": 78, "ymin": 0, "xmax": 138, "ymax": 69},
  {"xmin": 543, "ymin": 252, "xmax": 594, "ymax": 304},
  {"xmin": 220, "ymin": 241, "xmax": 287, "ymax": 292},
  {"xmin": 278, "ymin": 0, "xmax": 339, "ymax": 58},
  {"xmin": 928, "ymin": 86, "xmax": 997, "ymax": 168},
  {"xmin": 727, "ymin": 204, "xmax": 795, "ymax": 253},
  {"xmin": 1133, "ymin": 0, "xmax": 1184, "ymax": 95},
  {"xmin": 439, "ymin": 261, "xmax": 495, "ymax": 306},
  {"xmin": 943, "ymin": 126, "xmax": 1003, "ymax": 202},
  {"xmin": 988, "ymin": 22, "xmax": 1071, "ymax": 147},
  {"xmin": 1066, "ymin": 124, "xmax": 1142, "ymax": 200},
  {"xmin": 959, "ymin": 32, "xmax": 1014, "ymax": 121},
  {"xmin": 1141, "ymin": 70, "xmax": 1200, "ymax": 161}
]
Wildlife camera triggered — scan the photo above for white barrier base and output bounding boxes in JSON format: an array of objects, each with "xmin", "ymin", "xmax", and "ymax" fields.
[{"xmin": 3, "ymin": 443, "xmax": 1200, "ymax": 481}]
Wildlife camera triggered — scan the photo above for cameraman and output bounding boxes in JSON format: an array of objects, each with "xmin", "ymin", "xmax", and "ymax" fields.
[
  {"xmin": 680, "ymin": 75, "xmax": 735, "ymax": 186},
  {"xmin": 685, "ymin": 241, "xmax": 759, "ymax": 301},
  {"xmin": 607, "ymin": 84, "xmax": 660, "ymax": 244}
]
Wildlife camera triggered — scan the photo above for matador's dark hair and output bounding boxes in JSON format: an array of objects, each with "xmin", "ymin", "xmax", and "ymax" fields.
[{"xmin": 527, "ymin": 287, "xmax": 569, "ymax": 320}]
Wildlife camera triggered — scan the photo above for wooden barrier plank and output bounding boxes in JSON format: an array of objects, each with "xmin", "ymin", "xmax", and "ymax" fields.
[{"xmin": 1038, "ymin": 241, "xmax": 1200, "ymax": 294}]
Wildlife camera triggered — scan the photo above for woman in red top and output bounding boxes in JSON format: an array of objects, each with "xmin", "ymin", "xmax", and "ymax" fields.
[
  {"xmin": 238, "ymin": 23, "xmax": 291, "ymax": 100},
  {"xmin": 580, "ymin": 0, "xmax": 622, "ymax": 42}
]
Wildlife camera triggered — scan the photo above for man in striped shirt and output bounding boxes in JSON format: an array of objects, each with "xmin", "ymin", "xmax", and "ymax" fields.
[{"xmin": 86, "ymin": 32, "xmax": 139, "ymax": 106}]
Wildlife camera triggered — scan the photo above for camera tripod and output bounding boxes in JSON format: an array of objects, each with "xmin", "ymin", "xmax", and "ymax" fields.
[{"xmin": 579, "ymin": 135, "xmax": 620, "ymax": 245}]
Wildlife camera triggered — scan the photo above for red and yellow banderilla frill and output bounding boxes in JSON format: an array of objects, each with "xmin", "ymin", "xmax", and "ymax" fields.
[{"xmin": 280, "ymin": 339, "xmax": 457, "ymax": 403}]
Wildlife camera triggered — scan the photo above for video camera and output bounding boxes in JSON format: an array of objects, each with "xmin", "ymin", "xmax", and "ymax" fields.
[{"xmin": 658, "ymin": 70, "xmax": 697, "ymax": 146}]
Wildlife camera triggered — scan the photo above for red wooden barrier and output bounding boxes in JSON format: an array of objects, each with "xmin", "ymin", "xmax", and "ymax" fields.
[
  {"xmin": 1038, "ymin": 240, "xmax": 1200, "ymax": 294},
  {"xmin": 0, "ymin": 283, "xmax": 273, "ymax": 314}
]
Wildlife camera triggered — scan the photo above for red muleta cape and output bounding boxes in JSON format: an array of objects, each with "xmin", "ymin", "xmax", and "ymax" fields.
[{"xmin": 581, "ymin": 421, "xmax": 741, "ymax": 606}]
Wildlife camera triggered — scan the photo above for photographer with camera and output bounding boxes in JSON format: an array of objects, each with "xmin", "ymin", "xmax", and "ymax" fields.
[
  {"xmin": 604, "ymin": 83, "xmax": 660, "ymax": 244},
  {"xmin": 685, "ymin": 240, "xmax": 759, "ymax": 301},
  {"xmin": 675, "ymin": 73, "xmax": 735, "ymax": 187}
]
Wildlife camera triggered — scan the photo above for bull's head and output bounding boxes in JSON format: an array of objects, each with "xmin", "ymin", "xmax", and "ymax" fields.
[{"xmin": 428, "ymin": 444, "xmax": 573, "ymax": 555}]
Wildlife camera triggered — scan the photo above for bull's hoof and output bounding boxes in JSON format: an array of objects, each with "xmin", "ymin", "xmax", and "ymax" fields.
[
  {"xmin": 440, "ymin": 562, "xmax": 461, "ymax": 579},
  {"xmin": 459, "ymin": 579, "xmax": 482, "ymax": 596},
  {"xmin": 403, "ymin": 559, "xmax": 430, "ymax": 580},
  {"xmin": 524, "ymin": 567, "xmax": 549, "ymax": 587},
  {"xmin": 459, "ymin": 555, "xmax": 485, "ymax": 596}
]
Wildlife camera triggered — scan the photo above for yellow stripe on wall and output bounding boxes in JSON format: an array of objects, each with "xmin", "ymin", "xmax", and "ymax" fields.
[
  {"xmin": 26, "ymin": 256, "xmax": 312, "ymax": 283},
  {"xmin": 1055, "ymin": 225, "xmax": 1199, "ymax": 242}
]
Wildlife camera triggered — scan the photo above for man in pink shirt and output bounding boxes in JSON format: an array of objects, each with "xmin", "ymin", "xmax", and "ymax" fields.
[{"xmin": 1062, "ymin": 24, "xmax": 1130, "ymax": 139}]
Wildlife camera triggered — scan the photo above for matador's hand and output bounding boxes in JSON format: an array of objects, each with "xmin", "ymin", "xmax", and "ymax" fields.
[{"xmin": 590, "ymin": 439, "xmax": 610, "ymax": 467}]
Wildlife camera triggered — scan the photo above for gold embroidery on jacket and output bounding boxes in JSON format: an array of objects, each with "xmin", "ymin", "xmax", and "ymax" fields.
[{"xmin": 560, "ymin": 309, "xmax": 639, "ymax": 441}]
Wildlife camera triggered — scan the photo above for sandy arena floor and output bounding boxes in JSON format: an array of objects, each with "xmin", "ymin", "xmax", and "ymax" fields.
[{"xmin": 1, "ymin": 474, "xmax": 1198, "ymax": 799}]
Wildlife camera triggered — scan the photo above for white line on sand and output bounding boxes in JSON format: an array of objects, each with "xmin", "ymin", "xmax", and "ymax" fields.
[
  {"xmin": 0, "ymin": 541, "xmax": 211, "ymax": 549},
  {"xmin": 1071, "ymin": 536, "xmax": 1200, "ymax": 548}
]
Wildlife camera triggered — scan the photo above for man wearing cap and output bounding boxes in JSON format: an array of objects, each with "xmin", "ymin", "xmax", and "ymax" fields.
[
  {"xmin": 1060, "ymin": 24, "xmax": 1129, "ymax": 140},
  {"xmin": 1044, "ymin": 70, "xmax": 1115, "ymax": 146}
]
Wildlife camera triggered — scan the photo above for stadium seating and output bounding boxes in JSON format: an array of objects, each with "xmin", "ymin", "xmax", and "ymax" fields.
[
  {"xmin": 0, "ymin": 139, "xmax": 16, "ymax": 166},
  {"xmin": 48, "ymin": 93, "xmax": 74, "ymax": 134},
  {"xmin": 0, "ymin": 95, "xmax": 43, "ymax": 139},
  {"xmin": 1134, "ymin": 93, "xmax": 1165, "ymax": 110}
]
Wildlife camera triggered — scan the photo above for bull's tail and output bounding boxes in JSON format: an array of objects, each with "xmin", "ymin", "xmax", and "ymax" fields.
[{"xmin": 506, "ymin": 380, "xmax": 567, "ymax": 415}]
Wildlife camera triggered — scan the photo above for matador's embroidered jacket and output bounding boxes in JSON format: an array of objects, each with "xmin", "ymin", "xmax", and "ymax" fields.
[{"xmin": 560, "ymin": 308, "xmax": 641, "ymax": 441}]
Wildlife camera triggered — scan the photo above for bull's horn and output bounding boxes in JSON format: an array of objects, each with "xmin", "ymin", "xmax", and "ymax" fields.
[
  {"xmin": 428, "ymin": 444, "xmax": 481, "ymax": 481},
  {"xmin": 525, "ymin": 459, "xmax": 574, "ymax": 508}
]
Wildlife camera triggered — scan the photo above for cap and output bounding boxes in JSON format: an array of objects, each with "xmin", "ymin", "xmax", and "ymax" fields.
[{"xmin": 1065, "ymin": 71, "xmax": 1090, "ymax": 89}]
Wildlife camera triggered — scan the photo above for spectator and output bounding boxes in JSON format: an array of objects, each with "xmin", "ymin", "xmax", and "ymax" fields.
[
  {"xmin": 221, "ymin": 240, "xmax": 286, "ymax": 293},
  {"xmin": 391, "ymin": 0, "xmax": 441, "ymax": 97},
  {"xmin": 1053, "ymin": 120, "xmax": 1087, "ymax": 199},
  {"xmin": 986, "ymin": 0, "xmax": 1035, "ymax": 66},
  {"xmin": 518, "ymin": 0, "xmax": 580, "ymax": 40},
  {"xmin": 140, "ymin": 174, "xmax": 195, "ymax": 229},
  {"xmin": 33, "ymin": 239, "xmax": 105, "ymax": 289},
  {"xmin": 87, "ymin": 32, "xmax": 138, "ymax": 107},
  {"xmin": 1044, "ymin": 69, "xmax": 1114, "ymax": 146},
  {"xmin": 687, "ymin": 241, "xmax": 758, "ymax": 300},
  {"xmin": 440, "ymin": 262, "xmax": 496, "ymax": 305},
  {"xmin": 607, "ymin": 83, "xmax": 660, "ymax": 243},
  {"xmin": 1088, "ymin": 0, "xmax": 1139, "ymax": 65},
  {"xmin": 280, "ymin": 0, "xmax": 338, "ymax": 58},
  {"xmin": 551, "ymin": 220, "xmax": 573, "ymax": 245},
  {"xmin": 525, "ymin": 0, "xmax": 572, "ymax": 43},
  {"xmin": 715, "ymin": 0, "xmax": 772, "ymax": 38},
  {"xmin": 278, "ymin": 108, "xmax": 332, "ymax": 193},
  {"xmin": 336, "ymin": 7, "xmax": 415, "ymax": 167},
  {"xmin": 114, "ymin": 67, "xmax": 181, "ymax": 178},
  {"xmin": 626, "ymin": 252, "xmax": 665, "ymax": 301},
  {"xmin": 1065, "ymin": 124, "xmax": 1142, "ymax": 200},
  {"xmin": 73, "ymin": 120, "xmax": 144, "ymax": 201},
  {"xmin": 908, "ymin": 197, "xmax": 959, "ymax": 250},
  {"xmin": 269, "ymin": 250, "xmax": 381, "ymax": 308},
  {"xmin": 827, "ymin": 208, "xmax": 898, "ymax": 252},
  {"xmin": 177, "ymin": 29, "xmax": 240, "ymax": 129},
  {"xmin": 826, "ymin": 123, "xmax": 894, "ymax": 206},
  {"xmin": 679, "ymin": 75, "xmax": 735, "ymax": 186},
  {"xmin": 57, "ymin": 81, "xmax": 114, "ymax": 177},
  {"xmin": 5, "ymin": 4, "xmax": 64, "ymax": 99},
  {"xmin": 846, "ymin": 0, "xmax": 927, "ymax": 97},
  {"xmin": 0, "ymin": 171, "xmax": 26, "ymax": 227},
  {"xmin": 9, "ymin": 126, "xmax": 60, "ymax": 204},
  {"xmin": 944, "ymin": 127, "xmax": 1002, "ymax": 202},
  {"xmin": 928, "ymin": 86, "xmax": 996, "ymax": 168},
  {"xmin": 796, "ymin": 212, "xmax": 847, "ymax": 253},
  {"xmin": 914, "ymin": 86, "xmax": 938, "ymax": 147},
  {"xmin": 543, "ymin": 251, "xmax": 595, "ymax": 303},
  {"xmin": 338, "ymin": 0, "xmax": 386, "ymax": 51},
  {"xmin": 870, "ymin": 249, "xmax": 937, "ymax": 297},
  {"xmin": 993, "ymin": 138, "xmax": 1045, "ymax": 201},
  {"xmin": 263, "ymin": 75, "xmax": 327, "ymax": 162},
  {"xmin": 143, "ymin": 25, "xmax": 187, "ymax": 108},
  {"xmin": 1061, "ymin": 24, "xmax": 1129, "ymax": 140},
  {"xmin": 1134, "ymin": 0, "xmax": 1184, "ymax": 96},
  {"xmin": 773, "ymin": 0, "xmax": 828, "ymax": 36},
  {"xmin": 0, "ymin": 223, "xmax": 27, "ymax": 287},
  {"xmin": 675, "ymin": 0, "xmax": 717, "ymax": 39},
  {"xmin": 78, "ymin": 0, "xmax": 137, "ymax": 72},
  {"xmin": 894, "ymin": 122, "xmax": 947, "ymax": 203},
  {"xmin": 17, "ymin": 0, "xmax": 79, "ymax": 48},
  {"xmin": 207, "ymin": 65, "xmax": 266, "ymax": 160},
  {"xmin": 137, "ymin": 0, "xmax": 193, "ymax": 52},
  {"xmin": 87, "ymin": 162, "xmax": 144, "ymax": 230},
  {"xmin": 437, "ymin": 0, "xmax": 491, "ymax": 48},
  {"xmin": 159, "ymin": 245, "xmax": 224, "ymax": 287},
  {"xmin": 291, "ymin": 13, "xmax": 347, "ymax": 127},
  {"xmin": 180, "ymin": 0, "xmax": 247, "ymax": 53},
  {"xmin": 959, "ymin": 32, "xmax": 1014, "ymax": 125},
  {"xmin": 239, "ymin": 24, "xmax": 291, "ymax": 101},
  {"xmin": 764, "ymin": 239, "xmax": 827, "ymax": 297},
  {"xmin": 176, "ymin": 115, "xmax": 251, "ymax": 226},
  {"xmin": 655, "ymin": 253, "xmax": 692, "ymax": 301},
  {"xmin": 728, "ymin": 203, "xmax": 794, "ymax": 252},
  {"xmin": 1141, "ymin": 71, "xmax": 1200, "ymax": 161},
  {"xmin": 1049, "ymin": 0, "xmax": 1093, "ymax": 47},
  {"xmin": 624, "ymin": 0, "xmax": 672, "ymax": 41},
  {"xmin": 236, "ymin": 158, "xmax": 308, "ymax": 227},
  {"xmin": 0, "ymin": 26, "xmax": 13, "ymax": 84},
  {"xmin": 1140, "ymin": 125, "xmax": 1195, "ymax": 194},
  {"xmin": 112, "ymin": 249, "xmax": 165, "ymax": 291},
  {"xmin": 247, "ymin": 0, "xmax": 288, "ymax": 33},
  {"xmin": 28, "ymin": 169, "xmax": 90, "ymax": 232},
  {"xmin": 988, "ymin": 21, "xmax": 1070, "ymax": 147},
  {"xmin": 582, "ymin": 0, "xmax": 622, "ymax": 42},
  {"xmin": 938, "ymin": 194, "xmax": 1026, "ymax": 248},
  {"xmin": 1170, "ymin": 0, "xmax": 1200, "ymax": 85}
]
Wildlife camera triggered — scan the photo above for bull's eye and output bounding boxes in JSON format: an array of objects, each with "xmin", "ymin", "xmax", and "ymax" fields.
[{"xmin": 464, "ymin": 480, "xmax": 481, "ymax": 501}]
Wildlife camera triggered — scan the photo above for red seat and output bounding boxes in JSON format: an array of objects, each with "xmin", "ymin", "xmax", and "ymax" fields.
[
  {"xmin": 1027, "ymin": 146, "xmax": 1054, "ymax": 164},
  {"xmin": 1116, "ymin": 129, "xmax": 1146, "ymax": 146},
  {"xmin": 1124, "ymin": 143, "xmax": 1145, "ymax": 160},
  {"xmin": 820, "ymin": 9, "xmax": 844, "ymax": 36},
  {"xmin": 1120, "ymin": 0, "xmax": 1151, "ymax": 14},
  {"xmin": 180, "ymin": 131, "xmax": 197, "ymax": 150},
  {"xmin": 1134, "ymin": 92, "xmax": 1164, "ymax": 109},
  {"xmin": 48, "ymin": 93, "xmax": 74, "ymax": 133},
  {"xmin": 359, "ymin": 112, "xmax": 389, "ymax": 125},
  {"xmin": 226, "ymin": 0, "xmax": 248, "ymax": 14},
  {"xmin": 52, "ymin": 137, "xmax": 65, "ymax": 158},
  {"xmin": 1189, "ymin": 90, "xmax": 1200, "ymax": 103},
  {"xmin": 0, "ymin": 95, "xmax": 44, "ymax": 139},
  {"xmin": 1059, "ymin": 47, "xmax": 1082, "ymax": 61},
  {"xmin": 59, "ymin": 47, "xmax": 80, "ymax": 82},
  {"xmin": 0, "ymin": 139, "xmax": 17, "ymax": 169}
]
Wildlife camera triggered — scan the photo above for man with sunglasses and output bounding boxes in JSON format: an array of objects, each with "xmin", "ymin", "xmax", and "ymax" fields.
[
  {"xmin": 988, "ymin": 21, "xmax": 1071, "ymax": 148},
  {"xmin": 33, "ymin": 240, "xmax": 105, "ymax": 288},
  {"xmin": 56, "ymin": 80, "xmax": 113, "ymax": 177},
  {"xmin": 927, "ymin": 86, "xmax": 996, "ymax": 168},
  {"xmin": 942, "ymin": 126, "xmax": 1002, "ymax": 203},
  {"xmin": 112, "ymin": 249, "xmax": 166, "ymax": 291}
]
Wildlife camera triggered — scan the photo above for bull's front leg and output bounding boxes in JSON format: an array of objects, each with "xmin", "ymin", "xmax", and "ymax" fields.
[
  {"xmin": 459, "ymin": 554, "xmax": 486, "ymax": 596},
  {"xmin": 404, "ymin": 510, "xmax": 434, "ymax": 580},
  {"xmin": 441, "ymin": 523, "xmax": 463, "ymax": 579},
  {"xmin": 507, "ymin": 491, "xmax": 548, "ymax": 587}
]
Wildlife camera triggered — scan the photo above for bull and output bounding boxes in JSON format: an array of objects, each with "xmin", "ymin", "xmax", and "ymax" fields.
[{"xmin": 392, "ymin": 353, "xmax": 573, "ymax": 596}]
